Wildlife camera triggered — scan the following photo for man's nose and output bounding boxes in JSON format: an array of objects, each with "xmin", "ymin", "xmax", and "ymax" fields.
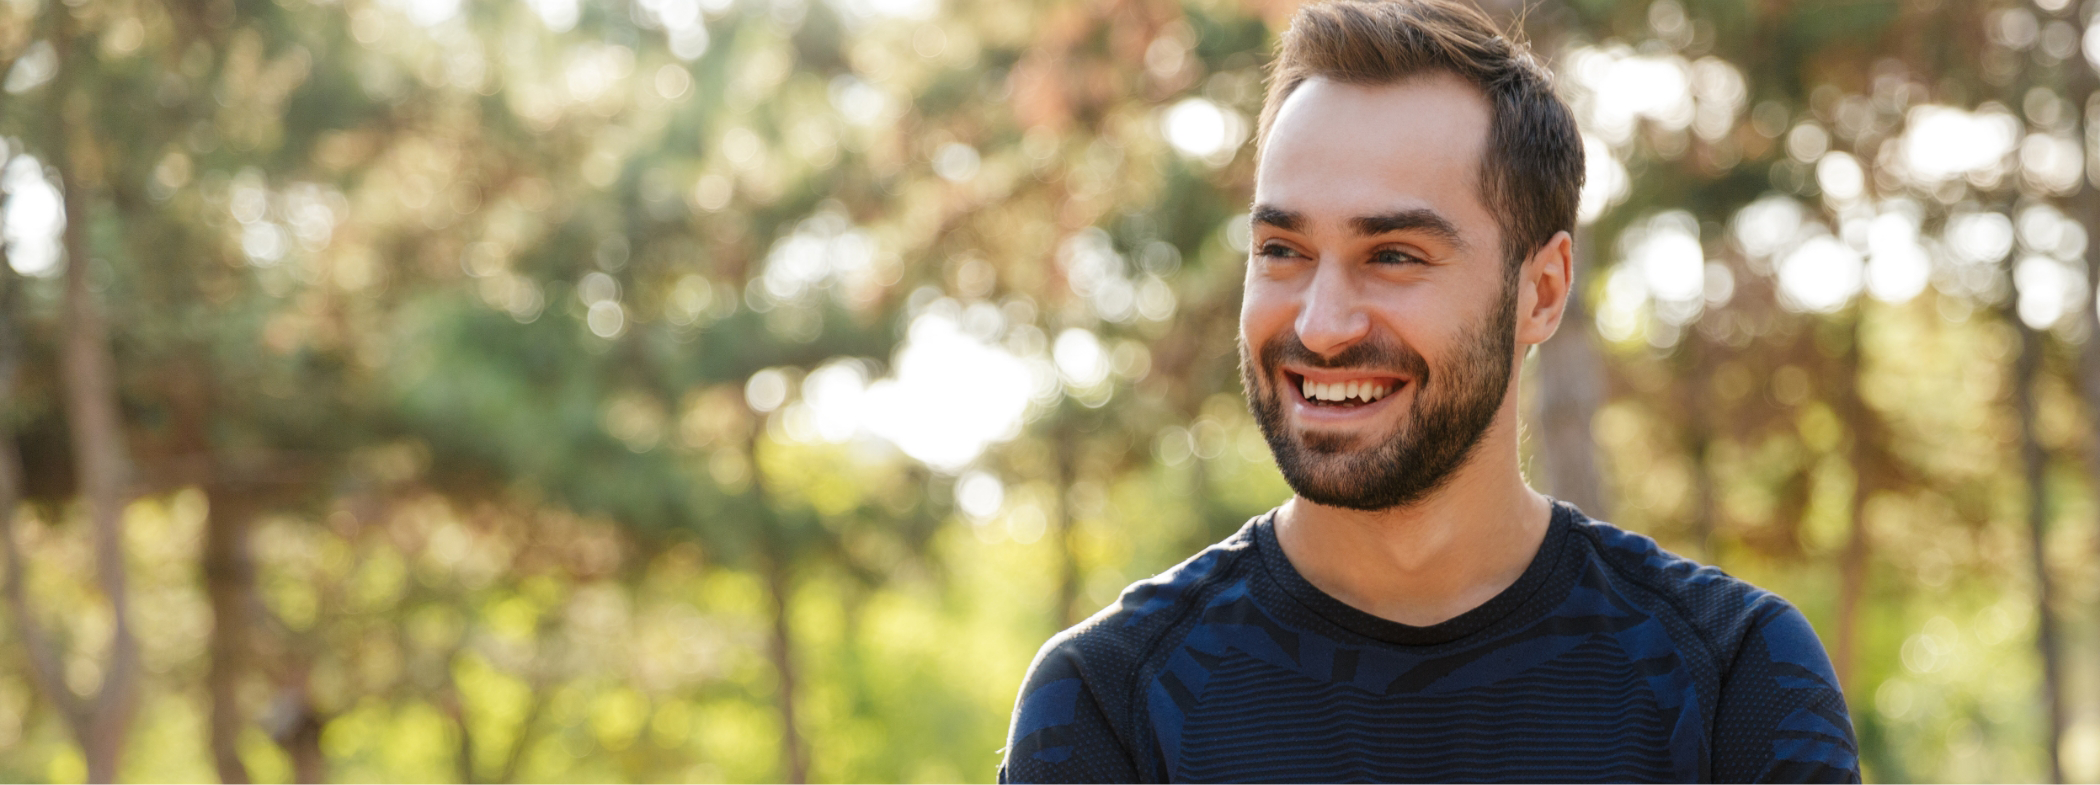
[{"xmin": 1293, "ymin": 260, "xmax": 1370, "ymax": 357}]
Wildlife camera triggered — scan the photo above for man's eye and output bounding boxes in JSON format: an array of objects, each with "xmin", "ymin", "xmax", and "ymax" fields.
[
  {"xmin": 1371, "ymin": 249, "xmax": 1422, "ymax": 266},
  {"xmin": 1256, "ymin": 244, "xmax": 1302, "ymax": 260}
]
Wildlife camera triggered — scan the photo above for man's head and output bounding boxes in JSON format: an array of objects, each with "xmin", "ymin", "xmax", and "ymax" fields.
[{"xmin": 1239, "ymin": 0, "xmax": 1583, "ymax": 511}]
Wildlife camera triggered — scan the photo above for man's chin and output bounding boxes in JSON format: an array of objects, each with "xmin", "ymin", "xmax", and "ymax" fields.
[
  {"xmin": 1294, "ymin": 426, "xmax": 1390, "ymax": 456},
  {"xmin": 1279, "ymin": 470, "xmax": 1404, "ymax": 512}
]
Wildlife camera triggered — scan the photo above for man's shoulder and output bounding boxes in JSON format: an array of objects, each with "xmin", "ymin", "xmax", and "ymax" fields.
[
  {"xmin": 1560, "ymin": 507, "xmax": 1808, "ymax": 664},
  {"xmin": 1032, "ymin": 515, "xmax": 1266, "ymax": 686},
  {"xmin": 1001, "ymin": 516, "xmax": 1268, "ymax": 783}
]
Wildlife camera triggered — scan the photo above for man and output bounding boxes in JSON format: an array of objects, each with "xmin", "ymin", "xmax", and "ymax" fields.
[{"xmin": 999, "ymin": 0, "xmax": 1859, "ymax": 782}]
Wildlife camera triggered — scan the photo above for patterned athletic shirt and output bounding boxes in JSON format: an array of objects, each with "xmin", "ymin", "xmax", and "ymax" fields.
[{"xmin": 999, "ymin": 502, "xmax": 1859, "ymax": 783}]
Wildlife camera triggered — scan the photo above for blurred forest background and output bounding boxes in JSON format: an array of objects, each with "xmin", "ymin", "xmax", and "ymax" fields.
[{"xmin": 2, "ymin": 0, "xmax": 2100, "ymax": 780}]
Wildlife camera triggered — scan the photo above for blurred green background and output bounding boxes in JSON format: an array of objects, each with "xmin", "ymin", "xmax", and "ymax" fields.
[{"xmin": 2, "ymin": 0, "xmax": 2099, "ymax": 781}]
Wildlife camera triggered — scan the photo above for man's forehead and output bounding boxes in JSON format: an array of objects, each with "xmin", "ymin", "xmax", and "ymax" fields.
[{"xmin": 1254, "ymin": 74, "xmax": 1494, "ymax": 234}]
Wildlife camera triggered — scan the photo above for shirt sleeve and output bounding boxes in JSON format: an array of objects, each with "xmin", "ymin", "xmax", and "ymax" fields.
[
  {"xmin": 999, "ymin": 640, "xmax": 1142, "ymax": 784},
  {"xmin": 1710, "ymin": 601, "xmax": 1861, "ymax": 783}
]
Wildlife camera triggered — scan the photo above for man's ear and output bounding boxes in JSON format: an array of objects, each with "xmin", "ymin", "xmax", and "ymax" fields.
[{"xmin": 1514, "ymin": 230, "xmax": 1574, "ymax": 347}]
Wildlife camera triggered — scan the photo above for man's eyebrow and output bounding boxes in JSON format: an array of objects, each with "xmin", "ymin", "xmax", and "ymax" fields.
[
  {"xmin": 1250, "ymin": 206, "xmax": 1303, "ymax": 232},
  {"xmin": 1353, "ymin": 209, "xmax": 1466, "ymax": 250}
]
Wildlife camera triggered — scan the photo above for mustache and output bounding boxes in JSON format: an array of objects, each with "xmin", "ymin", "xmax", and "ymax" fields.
[{"xmin": 1252, "ymin": 331, "xmax": 1430, "ymax": 381}]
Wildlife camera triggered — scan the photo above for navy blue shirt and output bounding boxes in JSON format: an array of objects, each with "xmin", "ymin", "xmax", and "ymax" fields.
[{"xmin": 1000, "ymin": 502, "xmax": 1859, "ymax": 783}]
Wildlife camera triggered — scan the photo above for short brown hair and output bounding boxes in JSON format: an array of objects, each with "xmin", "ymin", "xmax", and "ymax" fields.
[{"xmin": 1256, "ymin": 0, "xmax": 1583, "ymax": 269}]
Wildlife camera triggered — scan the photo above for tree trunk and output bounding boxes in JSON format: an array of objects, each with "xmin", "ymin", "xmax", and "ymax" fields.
[
  {"xmin": 745, "ymin": 426, "xmax": 807, "ymax": 785},
  {"xmin": 1054, "ymin": 421, "xmax": 1082, "ymax": 628},
  {"xmin": 51, "ymin": 15, "xmax": 142, "ymax": 780},
  {"xmin": 1535, "ymin": 231, "xmax": 1610, "ymax": 519},
  {"xmin": 2070, "ymin": 90, "xmax": 2100, "ymax": 785},
  {"xmin": 205, "ymin": 489, "xmax": 256, "ymax": 783},
  {"xmin": 494, "ymin": 682, "xmax": 552, "ymax": 784},
  {"xmin": 0, "ymin": 244, "xmax": 22, "ymax": 527},
  {"xmin": 763, "ymin": 551, "xmax": 808, "ymax": 784},
  {"xmin": 440, "ymin": 652, "xmax": 477, "ymax": 785},
  {"xmin": 266, "ymin": 673, "xmax": 327, "ymax": 785},
  {"xmin": 1832, "ymin": 313, "xmax": 1876, "ymax": 692},
  {"xmin": 2012, "ymin": 306, "xmax": 2066, "ymax": 784},
  {"xmin": 0, "ymin": 245, "xmax": 85, "ymax": 754},
  {"xmin": 490, "ymin": 609, "xmax": 558, "ymax": 784},
  {"xmin": 289, "ymin": 727, "xmax": 326, "ymax": 784},
  {"xmin": 1679, "ymin": 325, "xmax": 1716, "ymax": 562},
  {"xmin": 2061, "ymin": 41, "xmax": 2100, "ymax": 783}
]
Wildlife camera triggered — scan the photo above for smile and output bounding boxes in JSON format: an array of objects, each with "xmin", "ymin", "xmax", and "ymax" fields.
[{"xmin": 1284, "ymin": 369, "xmax": 1408, "ymax": 409}]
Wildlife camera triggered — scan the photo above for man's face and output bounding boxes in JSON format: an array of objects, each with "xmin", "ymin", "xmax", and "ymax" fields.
[{"xmin": 1240, "ymin": 74, "xmax": 1520, "ymax": 511}]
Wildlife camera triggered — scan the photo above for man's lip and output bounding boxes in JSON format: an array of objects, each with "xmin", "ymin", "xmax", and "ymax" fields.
[{"xmin": 1280, "ymin": 365, "xmax": 1410, "ymax": 386}]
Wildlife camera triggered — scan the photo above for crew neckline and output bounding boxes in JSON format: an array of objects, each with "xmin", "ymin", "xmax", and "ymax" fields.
[{"xmin": 1253, "ymin": 501, "xmax": 1577, "ymax": 646}]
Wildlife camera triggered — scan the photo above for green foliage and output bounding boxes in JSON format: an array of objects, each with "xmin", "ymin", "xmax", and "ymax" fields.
[{"xmin": 4, "ymin": 0, "xmax": 2100, "ymax": 781}]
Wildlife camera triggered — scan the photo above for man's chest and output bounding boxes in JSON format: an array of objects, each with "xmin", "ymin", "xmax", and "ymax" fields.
[{"xmin": 1142, "ymin": 629, "xmax": 1706, "ymax": 782}]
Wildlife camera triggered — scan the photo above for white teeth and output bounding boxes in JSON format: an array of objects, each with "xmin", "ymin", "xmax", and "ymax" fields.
[{"xmin": 1300, "ymin": 378, "xmax": 1397, "ymax": 403}]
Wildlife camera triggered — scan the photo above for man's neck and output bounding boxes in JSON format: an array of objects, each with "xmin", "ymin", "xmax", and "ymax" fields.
[{"xmin": 1273, "ymin": 413, "xmax": 1553, "ymax": 628}]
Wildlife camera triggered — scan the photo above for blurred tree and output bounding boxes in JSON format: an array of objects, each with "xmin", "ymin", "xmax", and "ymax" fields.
[
  {"xmin": 0, "ymin": 11, "xmax": 148, "ymax": 781},
  {"xmin": 4, "ymin": 0, "xmax": 2100, "ymax": 782}
]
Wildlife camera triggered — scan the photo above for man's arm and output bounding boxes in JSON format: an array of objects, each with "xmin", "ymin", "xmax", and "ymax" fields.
[
  {"xmin": 999, "ymin": 641, "xmax": 1141, "ymax": 784},
  {"xmin": 1710, "ymin": 600, "xmax": 1861, "ymax": 783}
]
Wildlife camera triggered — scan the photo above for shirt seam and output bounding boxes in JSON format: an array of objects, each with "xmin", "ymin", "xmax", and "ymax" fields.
[
  {"xmin": 1706, "ymin": 600, "xmax": 1792, "ymax": 781},
  {"xmin": 1050, "ymin": 654, "xmax": 1139, "ymax": 781},
  {"xmin": 1572, "ymin": 523, "xmax": 1757, "ymax": 783},
  {"xmin": 1120, "ymin": 527, "xmax": 1264, "ymax": 782},
  {"xmin": 1568, "ymin": 522, "xmax": 1733, "ymax": 667}
]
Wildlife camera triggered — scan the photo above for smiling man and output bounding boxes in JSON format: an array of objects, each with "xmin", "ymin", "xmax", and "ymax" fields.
[{"xmin": 998, "ymin": 0, "xmax": 1859, "ymax": 782}]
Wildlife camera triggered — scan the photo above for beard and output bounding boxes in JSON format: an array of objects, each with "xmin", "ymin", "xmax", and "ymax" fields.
[{"xmin": 1240, "ymin": 282, "xmax": 1517, "ymax": 511}]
